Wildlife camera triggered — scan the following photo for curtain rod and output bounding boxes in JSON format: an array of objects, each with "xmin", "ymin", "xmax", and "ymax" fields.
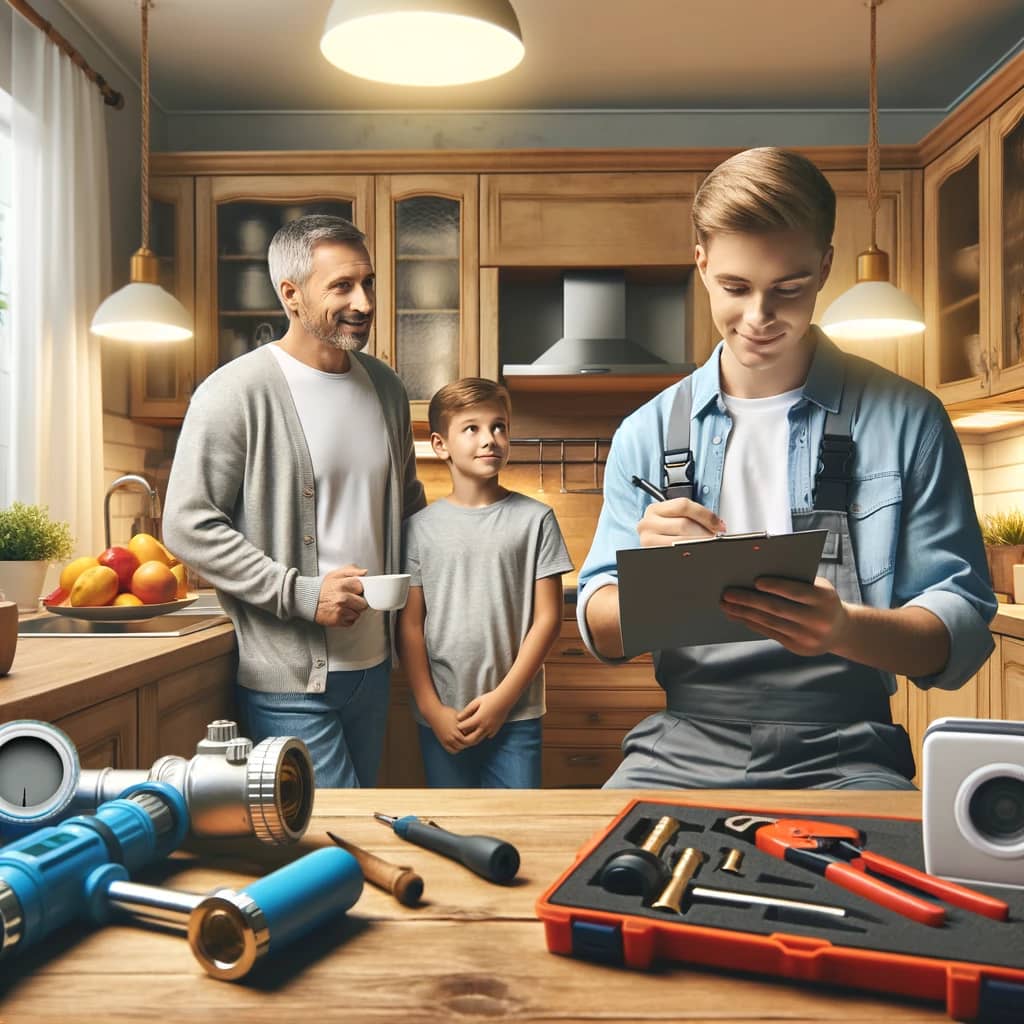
[{"xmin": 8, "ymin": 0, "xmax": 124, "ymax": 109}]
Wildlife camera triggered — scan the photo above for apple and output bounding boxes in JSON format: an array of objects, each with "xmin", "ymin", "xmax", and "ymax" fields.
[
  {"xmin": 42, "ymin": 586, "xmax": 69, "ymax": 607},
  {"xmin": 131, "ymin": 560, "xmax": 177, "ymax": 605},
  {"xmin": 97, "ymin": 545, "xmax": 141, "ymax": 593}
]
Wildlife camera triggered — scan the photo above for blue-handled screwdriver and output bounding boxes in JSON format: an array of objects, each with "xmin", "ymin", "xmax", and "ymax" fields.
[{"xmin": 374, "ymin": 812, "xmax": 520, "ymax": 883}]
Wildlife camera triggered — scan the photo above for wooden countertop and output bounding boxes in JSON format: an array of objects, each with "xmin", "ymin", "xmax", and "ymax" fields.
[
  {"xmin": 0, "ymin": 788, "xmax": 952, "ymax": 1023},
  {"xmin": 0, "ymin": 618, "xmax": 236, "ymax": 721},
  {"xmin": 991, "ymin": 602, "xmax": 1024, "ymax": 640}
]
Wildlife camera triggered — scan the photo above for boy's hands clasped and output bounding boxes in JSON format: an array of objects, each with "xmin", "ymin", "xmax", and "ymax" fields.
[{"xmin": 426, "ymin": 689, "xmax": 515, "ymax": 753}]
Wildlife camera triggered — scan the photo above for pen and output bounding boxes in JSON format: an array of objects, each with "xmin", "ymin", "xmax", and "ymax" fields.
[{"xmin": 631, "ymin": 475, "xmax": 666, "ymax": 501}]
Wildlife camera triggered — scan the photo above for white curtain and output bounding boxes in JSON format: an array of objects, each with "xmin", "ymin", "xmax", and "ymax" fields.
[{"xmin": 8, "ymin": 12, "xmax": 110, "ymax": 557}]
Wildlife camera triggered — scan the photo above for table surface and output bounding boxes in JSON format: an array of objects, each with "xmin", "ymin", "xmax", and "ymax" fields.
[{"xmin": 0, "ymin": 787, "xmax": 973, "ymax": 1023}]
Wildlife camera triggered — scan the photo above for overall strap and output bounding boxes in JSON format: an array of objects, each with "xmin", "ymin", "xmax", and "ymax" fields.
[
  {"xmin": 663, "ymin": 376, "xmax": 695, "ymax": 500},
  {"xmin": 813, "ymin": 362, "xmax": 864, "ymax": 512}
]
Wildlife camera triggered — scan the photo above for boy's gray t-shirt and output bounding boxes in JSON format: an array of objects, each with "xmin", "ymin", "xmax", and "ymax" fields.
[{"xmin": 403, "ymin": 491, "xmax": 573, "ymax": 725}]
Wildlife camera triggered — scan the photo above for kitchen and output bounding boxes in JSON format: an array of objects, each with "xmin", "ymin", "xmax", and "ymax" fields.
[{"xmin": 1, "ymin": 2, "xmax": 1024, "ymax": 1018}]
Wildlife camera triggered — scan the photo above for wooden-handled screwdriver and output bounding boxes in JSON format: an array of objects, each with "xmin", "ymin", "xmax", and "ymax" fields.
[{"xmin": 326, "ymin": 831, "xmax": 424, "ymax": 906}]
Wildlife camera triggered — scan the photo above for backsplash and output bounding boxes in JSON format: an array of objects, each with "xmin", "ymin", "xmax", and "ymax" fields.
[{"xmin": 958, "ymin": 423, "xmax": 1024, "ymax": 518}]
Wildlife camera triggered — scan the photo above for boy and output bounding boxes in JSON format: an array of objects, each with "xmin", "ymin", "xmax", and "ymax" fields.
[
  {"xmin": 398, "ymin": 378, "xmax": 573, "ymax": 787},
  {"xmin": 579, "ymin": 147, "xmax": 996, "ymax": 790}
]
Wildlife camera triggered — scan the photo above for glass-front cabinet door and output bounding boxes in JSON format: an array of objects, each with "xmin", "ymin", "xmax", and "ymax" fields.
[
  {"xmin": 374, "ymin": 175, "xmax": 479, "ymax": 425},
  {"xmin": 924, "ymin": 122, "xmax": 991, "ymax": 405},
  {"xmin": 130, "ymin": 176, "xmax": 195, "ymax": 421},
  {"xmin": 990, "ymin": 89, "xmax": 1024, "ymax": 395},
  {"xmin": 195, "ymin": 176, "xmax": 374, "ymax": 384}
]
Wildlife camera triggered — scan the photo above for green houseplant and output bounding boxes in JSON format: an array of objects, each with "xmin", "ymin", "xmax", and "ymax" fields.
[
  {"xmin": 979, "ymin": 509, "xmax": 1024, "ymax": 598},
  {"xmin": 0, "ymin": 502, "xmax": 75, "ymax": 611}
]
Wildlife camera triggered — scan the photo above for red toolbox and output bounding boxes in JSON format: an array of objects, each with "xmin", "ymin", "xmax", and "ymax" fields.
[{"xmin": 536, "ymin": 798, "xmax": 1024, "ymax": 1021}]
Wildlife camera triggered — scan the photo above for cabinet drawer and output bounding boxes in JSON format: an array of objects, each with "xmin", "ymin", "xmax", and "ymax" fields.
[
  {"xmin": 545, "ymin": 706, "xmax": 659, "ymax": 732},
  {"xmin": 542, "ymin": 746, "xmax": 624, "ymax": 788},
  {"xmin": 548, "ymin": 620, "xmax": 653, "ymax": 665},
  {"xmin": 546, "ymin": 662, "xmax": 656, "ymax": 689}
]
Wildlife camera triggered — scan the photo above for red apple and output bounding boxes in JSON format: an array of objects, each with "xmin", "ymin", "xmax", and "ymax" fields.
[
  {"xmin": 42, "ymin": 585, "xmax": 69, "ymax": 607},
  {"xmin": 97, "ymin": 545, "xmax": 141, "ymax": 593}
]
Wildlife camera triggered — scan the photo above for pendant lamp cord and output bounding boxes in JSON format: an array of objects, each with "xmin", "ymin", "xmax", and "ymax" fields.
[
  {"xmin": 867, "ymin": 0, "xmax": 879, "ymax": 251},
  {"xmin": 140, "ymin": 0, "xmax": 151, "ymax": 251}
]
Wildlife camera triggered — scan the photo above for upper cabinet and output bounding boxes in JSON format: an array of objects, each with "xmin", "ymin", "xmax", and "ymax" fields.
[
  {"xmin": 924, "ymin": 87, "xmax": 1024, "ymax": 405},
  {"xmin": 373, "ymin": 175, "xmax": 480, "ymax": 424},
  {"xmin": 130, "ymin": 176, "xmax": 195, "ymax": 422},
  {"xmin": 193, "ymin": 175, "xmax": 374, "ymax": 385},
  {"xmin": 480, "ymin": 172, "xmax": 698, "ymax": 266},
  {"xmin": 990, "ymin": 88, "xmax": 1024, "ymax": 396},
  {"xmin": 924, "ymin": 123, "xmax": 990, "ymax": 404}
]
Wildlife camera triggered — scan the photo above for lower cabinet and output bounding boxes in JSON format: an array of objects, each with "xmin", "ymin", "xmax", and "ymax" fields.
[
  {"xmin": 55, "ymin": 692, "xmax": 139, "ymax": 770},
  {"xmin": 992, "ymin": 635, "xmax": 1024, "ymax": 720},
  {"xmin": 51, "ymin": 654, "xmax": 236, "ymax": 771}
]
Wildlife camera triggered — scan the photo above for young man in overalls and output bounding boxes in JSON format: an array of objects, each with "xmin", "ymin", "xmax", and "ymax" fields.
[{"xmin": 578, "ymin": 148, "xmax": 997, "ymax": 790}]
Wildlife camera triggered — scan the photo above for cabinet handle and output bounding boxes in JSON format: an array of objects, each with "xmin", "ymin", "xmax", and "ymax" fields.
[
  {"xmin": 586, "ymin": 711, "xmax": 603, "ymax": 724},
  {"xmin": 567, "ymin": 754, "xmax": 601, "ymax": 765},
  {"xmin": 560, "ymin": 647, "xmax": 586, "ymax": 657}
]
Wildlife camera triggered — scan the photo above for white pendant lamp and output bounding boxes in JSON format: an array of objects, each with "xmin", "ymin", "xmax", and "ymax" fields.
[
  {"xmin": 821, "ymin": 0, "xmax": 924, "ymax": 342},
  {"xmin": 320, "ymin": 0, "xmax": 524, "ymax": 86},
  {"xmin": 91, "ymin": 1, "xmax": 192, "ymax": 342}
]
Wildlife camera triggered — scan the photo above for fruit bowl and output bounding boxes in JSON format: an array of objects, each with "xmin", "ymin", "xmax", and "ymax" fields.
[{"xmin": 45, "ymin": 594, "xmax": 198, "ymax": 621}]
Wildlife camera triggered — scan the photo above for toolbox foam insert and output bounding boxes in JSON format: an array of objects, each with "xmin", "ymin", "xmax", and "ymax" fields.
[{"xmin": 545, "ymin": 800, "xmax": 1024, "ymax": 970}]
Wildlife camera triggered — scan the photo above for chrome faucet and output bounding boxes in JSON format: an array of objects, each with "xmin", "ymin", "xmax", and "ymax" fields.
[{"xmin": 104, "ymin": 474, "xmax": 162, "ymax": 548}]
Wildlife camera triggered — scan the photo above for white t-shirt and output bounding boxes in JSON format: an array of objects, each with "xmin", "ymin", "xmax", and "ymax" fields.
[
  {"xmin": 270, "ymin": 344, "xmax": 389, "ymax": 670},
  {"xmin": 718, "ymin": 387, "xmax": 802, "ymax": 535}
]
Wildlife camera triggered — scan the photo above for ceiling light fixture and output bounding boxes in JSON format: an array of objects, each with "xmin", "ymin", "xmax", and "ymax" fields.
[
  {"xmin": 821, "ymin": 0, "xmax": 924, "ymax": 341},
  {"xmin": 320, "ymin": 0, "xmax": 524, "ymax": 86},
  {"xmin": 91, "ymin": 1, "xmax": 191, "ymax": 342}
]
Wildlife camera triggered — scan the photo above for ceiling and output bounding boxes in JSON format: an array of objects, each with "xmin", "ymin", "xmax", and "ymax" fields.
[{"xmin": 62, "ymin": 0, "xmax": 1024, "ymax": 114}]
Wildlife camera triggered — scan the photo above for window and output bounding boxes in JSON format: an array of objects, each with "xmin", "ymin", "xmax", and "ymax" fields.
[{"xmin": 0, "ymin": 86, "xmax": 10, "ymax": 506}]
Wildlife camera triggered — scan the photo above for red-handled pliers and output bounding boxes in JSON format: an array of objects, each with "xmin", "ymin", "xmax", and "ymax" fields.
[{"xmin": 722, "ymin": 815, "xmax": 1010, "ymax": 928}]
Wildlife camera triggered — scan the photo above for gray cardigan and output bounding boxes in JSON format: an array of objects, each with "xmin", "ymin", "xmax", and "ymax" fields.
[{"xmin": 163, "ymin": 346, "xmax": 426, "ymax": 694}]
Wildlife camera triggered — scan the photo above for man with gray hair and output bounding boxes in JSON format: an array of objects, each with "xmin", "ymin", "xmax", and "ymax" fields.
[{"xmin": 164, "ymin": 215, "xmax": 425, "ymax": 787}]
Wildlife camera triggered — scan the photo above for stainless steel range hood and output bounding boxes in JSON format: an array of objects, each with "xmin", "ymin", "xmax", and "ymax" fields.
[{"xmin": 502, "ymin": 270, "xmax": 694, "ymax": 379}]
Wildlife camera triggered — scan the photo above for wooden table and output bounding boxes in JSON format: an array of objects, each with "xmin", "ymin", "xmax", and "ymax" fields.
[{"xmin": 0, "ymin": 789, "xmax": 960, "ymax": 1023}]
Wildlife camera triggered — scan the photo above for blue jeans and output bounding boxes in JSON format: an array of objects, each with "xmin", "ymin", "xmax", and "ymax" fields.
[
  {"xmin": 237, "ymin": 660, "xmax": 390, "ymax": 788},
  {"xmin": 418, "ymin": 717, "xmax": 542, "ymax": 788}
]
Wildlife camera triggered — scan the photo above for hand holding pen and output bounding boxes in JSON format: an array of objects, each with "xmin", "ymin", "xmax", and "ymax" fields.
[{"xmin": 631, "ymin": 475, "xmax": 726, "ymax": 547}]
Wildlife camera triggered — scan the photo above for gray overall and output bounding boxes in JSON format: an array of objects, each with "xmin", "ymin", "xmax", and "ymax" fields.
[{"xmin": 604, "ymin": 367, "xmax": 917, "ymax": 791}]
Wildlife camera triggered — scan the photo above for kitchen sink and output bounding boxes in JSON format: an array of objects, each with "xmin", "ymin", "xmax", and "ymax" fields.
[{"xmin": 18, "ymin": 611, "xmax": 230, "ymax": 638}]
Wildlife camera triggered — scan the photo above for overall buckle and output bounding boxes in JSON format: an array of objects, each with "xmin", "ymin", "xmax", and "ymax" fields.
[
  {"xmin": 814, "ymin": 434, "xmax": 855, "ymax": 511},
  {"xmin": 662, "ymin": 447, "xmax": 695, "ymax": 500}
]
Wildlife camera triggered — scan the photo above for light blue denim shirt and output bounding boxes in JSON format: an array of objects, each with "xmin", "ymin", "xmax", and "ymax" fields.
[{"xmin": 578, "ymin": 329, "xmax": 997, "ymax": 692}]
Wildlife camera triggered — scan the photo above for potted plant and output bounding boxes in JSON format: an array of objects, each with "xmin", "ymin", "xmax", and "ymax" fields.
[
  {"xmin": 979, "ymin": 509, "xmax": 1024, "ymax": 599},
  {"xmin": 0, "ymin": 502, "xmax": 74, "ymax": 612}
]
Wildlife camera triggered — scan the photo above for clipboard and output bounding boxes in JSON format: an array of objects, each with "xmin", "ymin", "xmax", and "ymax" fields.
[{"xmin": 616, "ymin": 529, "xmax": 828, "ymax": 656}]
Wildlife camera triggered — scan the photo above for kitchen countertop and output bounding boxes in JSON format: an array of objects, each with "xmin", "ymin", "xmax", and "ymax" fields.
[
  {"xmin": 0, "ymin": 613, "xmax": 236, "ymax": 721},
  {"xmin": 990, "ymin": 602, "xmax": 1024, "ymax": 640}
]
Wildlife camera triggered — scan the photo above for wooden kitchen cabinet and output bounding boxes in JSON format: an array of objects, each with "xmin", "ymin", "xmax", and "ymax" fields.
[
  {"xmin": 130, "ymin": 176, "xmax": 196, "ymax": 423},
  {"xmin": 193, "ymin": 174, "xmax": 375, "ymax": 385},
  {"xmin": 373, "ymin": 175, "xmax": 480, "ymax": 424},
  {"xmin": 54, "ymin": 691, "xmax": 138, "ymax": 770},
  {"xmin": 543, "ymin": 617, "xmax": 664, "ymax": 787},
  {"xmin": 922, "ymin": 91, "xmax": 1024, "ymax": 406},
  {"xmin": 992, "ymin": 634, "xmax": 1024, "ymax": 720},
  {"xmin": 481, "ymin": 172, "xmax": 699, "ymax": 267}
]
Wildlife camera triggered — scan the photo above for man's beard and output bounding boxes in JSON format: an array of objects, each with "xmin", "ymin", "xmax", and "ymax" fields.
[{"xmin": 299, "ymin": 308, "xmax": 371, "ymax": 352}]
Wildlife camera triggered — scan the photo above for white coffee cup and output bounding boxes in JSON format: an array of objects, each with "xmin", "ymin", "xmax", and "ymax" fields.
[{"xmin": 361, "ymin": 573, "xmax": 411, "ymax": 611}]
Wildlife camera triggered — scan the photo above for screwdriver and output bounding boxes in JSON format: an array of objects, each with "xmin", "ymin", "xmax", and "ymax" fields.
[{"xmin": 373, "ymin": 812, "xmax": 520, "ymax": 883}]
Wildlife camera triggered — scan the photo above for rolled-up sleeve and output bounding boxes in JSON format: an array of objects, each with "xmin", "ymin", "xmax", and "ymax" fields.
[{"xmin": 897, "ymin": 402, "xmax": 997, "ymax": 690}]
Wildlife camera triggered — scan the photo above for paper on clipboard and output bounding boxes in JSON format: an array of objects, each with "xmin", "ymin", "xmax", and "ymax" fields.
[{"xmin": 616, "ymin": 529, "xmax": 828, "ymax": 657}]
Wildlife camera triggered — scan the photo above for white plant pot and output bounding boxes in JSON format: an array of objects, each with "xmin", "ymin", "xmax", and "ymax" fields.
[{"xmin": 0, "ymin": 560, "xmax": 49, "ymax": 612}]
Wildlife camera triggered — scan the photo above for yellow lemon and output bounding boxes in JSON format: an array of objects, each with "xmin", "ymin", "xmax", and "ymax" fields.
[
  {"xmin": 60, "ymin": 555, "xmax": 99, "ymax": 592},
  {"xmin": 69, "ymin": 565, "xmax": 119, "ymax": 607},
  {"xmin": 113, "ymin": 593, "xmax": 143, "ymax": 607},
  {"xmin": 170, "ymin": 563, "xmax": 189, "ymax": 600}
]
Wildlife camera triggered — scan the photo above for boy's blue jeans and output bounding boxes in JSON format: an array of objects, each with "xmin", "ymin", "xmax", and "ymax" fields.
[
  {"xmin": 418, "ymin": 717, "xmax": 542, "ymax": 788},
  {"xmin": 236, "ymin": 660, "xmax": 390, "ymax": 788}
]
